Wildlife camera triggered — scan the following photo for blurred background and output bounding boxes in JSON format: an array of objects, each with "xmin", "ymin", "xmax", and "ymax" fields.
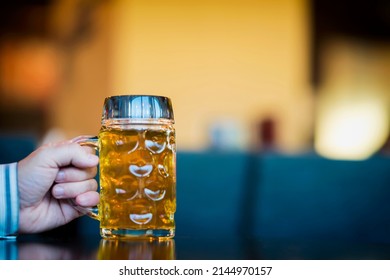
[
  {"xmin": 0, "ymin": 0, "xmax": 389, "ymax": 158},
  {"xmin": 1, "ymin": 0, "xmax": 390, "ymax": 252}
]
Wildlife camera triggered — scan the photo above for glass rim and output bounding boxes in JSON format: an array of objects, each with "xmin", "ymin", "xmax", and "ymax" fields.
[
  {"xmin": 102, "ymin": 94, "xmax": 174, "ymax": 122},
  {"xmin": 101, "ymin": 118, "xmax": 174, "ymax": 125}
]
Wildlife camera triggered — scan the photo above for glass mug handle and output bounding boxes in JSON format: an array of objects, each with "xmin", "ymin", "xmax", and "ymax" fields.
[{"xmin": 70, "ymin": 135, "xmax": 100, "ymax": 220}]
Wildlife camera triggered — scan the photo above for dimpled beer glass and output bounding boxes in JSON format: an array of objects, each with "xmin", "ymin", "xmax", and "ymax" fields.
[{"xmin": 74, "ymin": 95, "xmax": 176, "ymax": 239}]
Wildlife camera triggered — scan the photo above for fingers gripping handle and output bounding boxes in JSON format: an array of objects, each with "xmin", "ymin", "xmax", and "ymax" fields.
[{"xmin": 71, "ymin": 136, "xmax": 100, "ymax": 220}]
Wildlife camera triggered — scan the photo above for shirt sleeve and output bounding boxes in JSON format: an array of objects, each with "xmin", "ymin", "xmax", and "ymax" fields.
[{"xmin": 0, "ymin": 163, "xmax": 19, "ymax": 239}]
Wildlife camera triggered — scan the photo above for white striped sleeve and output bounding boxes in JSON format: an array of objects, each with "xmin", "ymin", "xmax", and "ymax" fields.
[{"xmin": 0, "ymin": 163, "xmax": 19, "ymax": 239}]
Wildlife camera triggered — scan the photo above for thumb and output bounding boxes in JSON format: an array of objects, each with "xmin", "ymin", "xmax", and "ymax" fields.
[{"xmin": 43, "ymin": 141, "xmax": 99, "ymax": 168}]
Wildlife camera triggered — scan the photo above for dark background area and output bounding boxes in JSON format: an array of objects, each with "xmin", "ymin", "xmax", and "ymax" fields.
[{"xmin": 311, "ymin": 0, "xmax": 390, "ymax": 86}]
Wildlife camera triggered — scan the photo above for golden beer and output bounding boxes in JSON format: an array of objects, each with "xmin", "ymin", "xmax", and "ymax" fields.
[
  {"xmin": 73, "ymin": 95, "xmax": 176, "ymax": 239},
  {"xmin": 98, "ymin": 125, "xmax": 176, "ymax": 238}
]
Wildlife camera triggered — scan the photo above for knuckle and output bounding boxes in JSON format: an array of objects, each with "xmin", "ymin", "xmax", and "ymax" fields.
[
  {"xmin": 89, "ymin": 166, "xmax": 98, "ymax": 177},
  {"xmin": 89, "ymin": 179, "xmax": 98, "ymax": 191}
]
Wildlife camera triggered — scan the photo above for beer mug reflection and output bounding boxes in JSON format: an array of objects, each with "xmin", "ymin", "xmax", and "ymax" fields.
[{"xmin": 97, "ymin": 239, "xmax": 175, "ymax": 260}]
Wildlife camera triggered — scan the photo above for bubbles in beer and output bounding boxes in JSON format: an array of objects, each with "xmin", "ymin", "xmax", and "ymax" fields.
[
  {"xmin": 98, "ymin": 126, "xmax": 176, "ymax": 231},
  {"xmin": 158, "ymin": 199, "xmax": 176, "ymax": 225}
]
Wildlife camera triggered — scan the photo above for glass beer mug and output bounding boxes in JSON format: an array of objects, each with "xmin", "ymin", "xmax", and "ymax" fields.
[{"xmin": 73, "ymin": 95, "xmax": 176, "ymax": 239}]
